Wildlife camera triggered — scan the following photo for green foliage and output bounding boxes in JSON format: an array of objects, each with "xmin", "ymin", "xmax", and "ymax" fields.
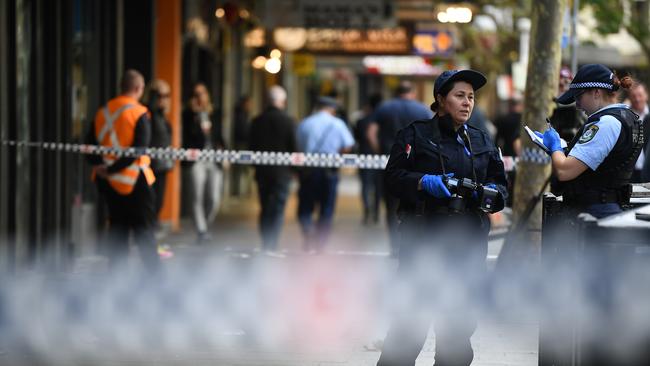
[{"xmin": 584, "ymin": 0, "xmax": 623, "ymax": 35}]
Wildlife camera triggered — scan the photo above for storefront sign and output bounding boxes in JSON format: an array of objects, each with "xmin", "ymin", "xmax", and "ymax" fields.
[
  {"xmin": 292, "ymin": 54, "xmax": 316, "ymax": 76},
  {"xmin": 277, "ymin": 27, "xmax": 410, "ymax": 54},
  {"xmin": 412, "ymin": 29, "xmax": 454, "ymax": 57},
  {"xmin": 362, "ymin": 56, "xmax": 441, "ymax": 75}
]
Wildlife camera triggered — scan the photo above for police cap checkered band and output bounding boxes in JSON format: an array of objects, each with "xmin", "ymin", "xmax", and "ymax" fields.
[
  {"xmin": 569, "ymin": 82, "xmax": 614, "ymax": 90},
  {"xmin": 556, "ymin": 64, "xmax": 616, "ymax": 105}
]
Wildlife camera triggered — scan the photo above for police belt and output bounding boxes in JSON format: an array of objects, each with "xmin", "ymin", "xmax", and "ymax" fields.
[{"xmin": 562, "ymin": 187, "xmax": 631, "ymax": 206}]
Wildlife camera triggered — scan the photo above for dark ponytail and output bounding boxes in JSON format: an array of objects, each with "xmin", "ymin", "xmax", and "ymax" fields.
[{"xmin": 612, "ymin": 70, "xmax": 634, "ymax": 91}]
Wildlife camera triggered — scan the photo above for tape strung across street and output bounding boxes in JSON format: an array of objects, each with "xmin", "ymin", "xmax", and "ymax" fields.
[{"xmin": 2, "ymin": 140, "xmax": 518, "ymax": 171}]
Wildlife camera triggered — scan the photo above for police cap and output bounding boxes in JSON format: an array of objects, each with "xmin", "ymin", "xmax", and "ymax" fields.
[
  {"xmin": 556, "ymin": 63, "xmax": 616, "ymax": 105},
  {"xmin": 433, "ymin": 69, "xmax": 487, "ymax": 98}
]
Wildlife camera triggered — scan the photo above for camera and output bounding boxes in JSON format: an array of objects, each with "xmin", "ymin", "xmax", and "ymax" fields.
[{"xmin": 443, "ymin": 176, "xmax": 503, "ymax": 213}]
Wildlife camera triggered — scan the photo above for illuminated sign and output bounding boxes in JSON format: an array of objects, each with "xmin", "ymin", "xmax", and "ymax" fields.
[
  {"xmin": 363, "ymin": 56, "xmax": 441, "ymax": 75},
  {"xmin": 412, "ymin": 30, "xmax": 454, "ymax": 58},
  {"xmin": 296, "ymin": 27, "xmax": 410, "ymax": 54}
]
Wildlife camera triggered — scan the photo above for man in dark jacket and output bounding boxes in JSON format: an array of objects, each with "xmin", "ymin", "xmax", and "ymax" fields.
[
  {"xmin": 249, "ymin": 86, "xmax": 297, "ymax": 255},
  {"xmin": 371, "ymin": 81, "xmax": 432, "ymax": 256},
  {"xmin": 147, "ymin": 79, "xmax": 174, "ymax": 218}
]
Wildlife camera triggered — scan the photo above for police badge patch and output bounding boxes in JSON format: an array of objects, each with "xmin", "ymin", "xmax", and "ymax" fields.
[{"xmin": 578, "ymin": 125, "xmax": 599, "ymax": 144}]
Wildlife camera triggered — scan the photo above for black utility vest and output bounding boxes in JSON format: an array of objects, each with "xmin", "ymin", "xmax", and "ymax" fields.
[{"xmin": 562, "ymin": 106, "xmax": 644, "ymax": 204}]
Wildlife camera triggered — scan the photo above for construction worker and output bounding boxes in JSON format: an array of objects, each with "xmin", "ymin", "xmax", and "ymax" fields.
[{"xmin": 85, "ymin": 69, "xmax": 160, "ymax": 272}]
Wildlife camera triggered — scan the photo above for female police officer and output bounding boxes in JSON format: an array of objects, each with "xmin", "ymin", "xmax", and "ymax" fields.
[
  {"xmin": 376, "ymin": 70, "xmax": 507, "ymax": 366},
  {"xmin": 537, "ymin": 64, "xmax": 643, "ymax": 218}
]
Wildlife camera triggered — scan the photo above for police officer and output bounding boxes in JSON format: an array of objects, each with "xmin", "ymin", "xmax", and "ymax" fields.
[
  {"xmin": 536, "ymin": 64, "xmax": 644, "ymax": 218},
  {"xmin": 376, "ymin": 70, "xmax": 507, "ymax": 366}
]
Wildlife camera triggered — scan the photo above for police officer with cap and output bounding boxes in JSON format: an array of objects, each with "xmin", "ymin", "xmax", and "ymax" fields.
[
  {"xmin": 376, "ymin": 70, "xmax": 507, "ymax": 366},
  {"xmin": 535, "ymin": 64, "xmax": 644, "ymax": 218}
]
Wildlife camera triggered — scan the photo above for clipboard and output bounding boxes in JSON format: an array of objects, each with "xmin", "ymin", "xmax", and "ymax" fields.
[{"xmin": 524, "ymin": 126, "xmax": 567, "ymax": 154}]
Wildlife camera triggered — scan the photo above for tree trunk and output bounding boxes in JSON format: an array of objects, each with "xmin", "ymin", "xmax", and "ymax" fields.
[{"xmin": 497, "ymin": 0, "xmax": 567, "ymax": 270}]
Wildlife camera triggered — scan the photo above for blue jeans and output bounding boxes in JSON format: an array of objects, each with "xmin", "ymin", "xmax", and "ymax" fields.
[
  {"xmin": 298, "ymin": 169, "xmax": 339, "ymax": 251},
  {"xmin": 256, "ymin": 176, "xmax": 290, "ymax": 251}
]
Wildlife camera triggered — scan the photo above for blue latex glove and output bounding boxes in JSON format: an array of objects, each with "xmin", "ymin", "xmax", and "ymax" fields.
[
  {"xmin": 534, "ymin": 131, "xmax": 544, "ymax": 139},
  {"xmin": 421, "ymin": 173, "xmax": 454, "ymax": 198},
  {"xmin": 543, "ymin": 128, "xmax": 562, "ymax": 153}
]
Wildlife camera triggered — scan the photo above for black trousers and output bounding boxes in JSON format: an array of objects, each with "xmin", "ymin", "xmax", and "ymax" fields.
[
  {"xmin": 256, "ymin": 175, "xmax": 290, "ymax": 251},
  {"xmin": 152, "ymin": 169, "xmax": 169, "ymax": 216},
  {"xmin": 377, "ymin": 214, "xmax": 489, "ymax": 366},
  {"xmin": 97, "ymin": 172, "xmax": 160, "ymax": 273}
]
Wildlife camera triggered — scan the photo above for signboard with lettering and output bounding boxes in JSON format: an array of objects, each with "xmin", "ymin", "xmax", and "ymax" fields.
[
  {"xmin": 276, "ymin": 27, "xmax": 411, "ymax": 55},
  {"xmin": 412, "ymin": 29, "xmax": 455, "ymax": 58}
]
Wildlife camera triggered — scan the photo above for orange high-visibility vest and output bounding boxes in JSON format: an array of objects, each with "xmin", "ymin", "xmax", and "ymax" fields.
[{"xmin": 92, "ymin": 95, "xmax": 155, "ymax": 195}]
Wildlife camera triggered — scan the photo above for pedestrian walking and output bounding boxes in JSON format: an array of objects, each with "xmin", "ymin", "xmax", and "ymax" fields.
[
  {"xmin": 296, "ymin": 96, "xmax": 355, "ymax": 253},
  {"xmin": 249, "ymin": 86, "xmax": 296, "ymax": 255},
  {"xmin": 85, "ymin": 69, "xmax": 160, "ymax": 272},
  {"xmin": 147, "ymin": 79, "xmax": 174, "ymax": 221},
  {"xmin": 354, "ymin": 93, "xmax": 383, "ymax": 225},
  {"xmin": 371, "ymin": 81, "xmax": 432, "ymax": 256},
  {"xmin": 232, "ymin": 95, "xmax": 252, "ymax": 196},
  {"xmin": 535, "ymin": 64, "xmax": 643, "ymax": 218},
  {"xmin": 182, "ymin": 82, "xmax": 226, "ymax": 244},
  {"xmin": 376, "ymin": 69, "xmax": 507, "ymax": 366}
]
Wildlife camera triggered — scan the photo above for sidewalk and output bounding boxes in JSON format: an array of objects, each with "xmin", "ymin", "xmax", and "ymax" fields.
[{"xmin": 1, "ymin": 172, "xmax": 536, "ymax": 366}]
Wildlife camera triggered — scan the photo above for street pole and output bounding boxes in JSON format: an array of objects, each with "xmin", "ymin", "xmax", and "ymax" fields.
[{"xmin": 571, "ymin": 0, "xmax": 579, "ymax": 74}]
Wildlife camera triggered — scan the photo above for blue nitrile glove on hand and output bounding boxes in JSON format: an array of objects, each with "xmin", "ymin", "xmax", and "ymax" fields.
[
  {"xmin": 421, "ymin": 173, "xmax": 454, "ymax": 198},
  {"xmin": 543, "ymin": 128, "xmax": 563, "ymax": 153}
]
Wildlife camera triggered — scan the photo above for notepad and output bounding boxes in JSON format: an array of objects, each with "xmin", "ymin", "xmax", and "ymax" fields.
[{"xmin": 524, "ymin": 126, "xmax": 567, "ymax": 154}]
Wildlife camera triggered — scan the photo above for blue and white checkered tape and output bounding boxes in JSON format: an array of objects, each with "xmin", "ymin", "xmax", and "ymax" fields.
[
  {"xmin": 4, "ymin": 140, "xmax": 519, "ymax": 171},
  {"xmin": 520, "ymin": 147, "xmax": 551, "ymax": 164}
]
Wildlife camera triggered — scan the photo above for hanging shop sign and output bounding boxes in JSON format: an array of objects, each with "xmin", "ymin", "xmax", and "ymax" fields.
[
  {"xmin": 412, "ymin": 29, "xmax": 454, "ymax": 58},
  {"xmin": 274, "ymin": 27, "xmax": 411, "ymax": 54},
  {"xmin": 292, "ymin": 53, "xmax": 316, "ymax": 76},
  {"xmin": 362, "ymin": 56, "xmax": 441, "ymax": 76}
]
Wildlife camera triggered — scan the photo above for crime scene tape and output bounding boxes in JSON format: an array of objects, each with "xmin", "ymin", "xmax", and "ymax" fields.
[{"xmin": 1, "ymin": 140, "xmax": 518, "ymax": 171}]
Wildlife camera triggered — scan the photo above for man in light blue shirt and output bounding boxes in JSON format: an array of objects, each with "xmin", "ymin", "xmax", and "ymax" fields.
[{"xmin": 296, "ymin": 97, "xmax": 355, "ymax": 253}]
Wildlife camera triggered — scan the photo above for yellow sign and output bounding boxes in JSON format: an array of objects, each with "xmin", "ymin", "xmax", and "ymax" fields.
[{"xmin": 292, "ymin": 53, "xmax": 316, "ymax": 76}]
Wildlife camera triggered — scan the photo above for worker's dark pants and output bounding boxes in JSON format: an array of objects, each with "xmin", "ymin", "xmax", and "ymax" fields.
[
  {"xmin": 377, "ymin": 213, "xmax": 489, "ymax": 366},
  {"xmin": 97, "ymin": 172, "xmax": 160, "ymax": 273}
]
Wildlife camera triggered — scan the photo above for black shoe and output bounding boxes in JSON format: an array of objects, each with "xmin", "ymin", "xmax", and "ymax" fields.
[{"xmin": 196, "ymin": 232, "xmax": 212, "ymax": 245}]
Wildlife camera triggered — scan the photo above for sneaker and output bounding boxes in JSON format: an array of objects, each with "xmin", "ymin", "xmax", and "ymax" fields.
[
  {"xmin": 157, "ymin": 244, "xmax": 174, "ymax": 259},
  {"xmin": 196, "ymin": 232, "xmax": 212, "ymax": 245}
]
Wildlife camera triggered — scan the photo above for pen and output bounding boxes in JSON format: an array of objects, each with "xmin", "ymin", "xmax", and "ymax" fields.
[{"xmin": 545, "ymin": 118, "xmax": 552, "ymax": 130}]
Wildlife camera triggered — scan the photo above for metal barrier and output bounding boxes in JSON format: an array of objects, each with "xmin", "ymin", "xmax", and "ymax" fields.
[{"xmin": 539, "ymin": 192, "xmax": 650, "ymax": 366}]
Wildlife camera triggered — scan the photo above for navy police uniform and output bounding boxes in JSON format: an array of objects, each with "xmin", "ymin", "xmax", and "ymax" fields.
[
  {"xmin": 377, "ymin": 112, "xmax": 507, "ymax": 366},
  {"xmin": 557, "ymin": 104, "xmax": 643, "ymax": 217}
]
